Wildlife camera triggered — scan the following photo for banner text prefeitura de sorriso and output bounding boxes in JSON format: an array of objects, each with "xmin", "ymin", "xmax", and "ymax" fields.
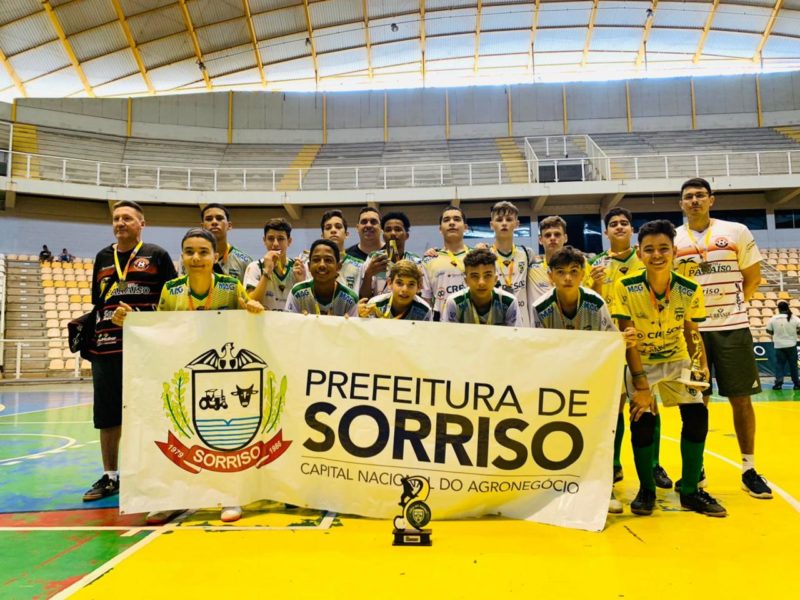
[{"xmin": 121, "ymin": 310, "xmax": 624, "ymax": 532}]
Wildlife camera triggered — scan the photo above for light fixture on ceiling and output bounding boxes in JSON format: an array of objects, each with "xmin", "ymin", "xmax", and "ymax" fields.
[
  {"xmin": 197, "ymin": 60, "xmax": 206, "ymax": 72},
  {"xmin": 391, "ymin": 23, "xmax": 398, "ymax": 32},
  {"xmin": 305, "ymin": 37, "xmax": 311, "ymax": 46}
]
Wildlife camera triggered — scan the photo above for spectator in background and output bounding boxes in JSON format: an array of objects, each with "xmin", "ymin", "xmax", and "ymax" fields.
[
  {"xmin": 766, "ymin": 301, "xmax": 800, "ymax": 390},
  {"xmin": 59, "ymin": 248, "xmax": 74, "ymax": 263},
  {"xmin": 39, "ymin": 245, "xmax": 53, "ymax": 264}
]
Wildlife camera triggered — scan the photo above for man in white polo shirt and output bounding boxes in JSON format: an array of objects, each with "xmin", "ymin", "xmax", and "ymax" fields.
[{"xmin": 674, "ymin": 177, "xmax": 771, "ymax": 500}]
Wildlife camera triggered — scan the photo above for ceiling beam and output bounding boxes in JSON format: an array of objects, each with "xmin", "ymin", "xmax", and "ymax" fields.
[
  {"xmin": 242, "ymin": 0, "xmax": 267, "ymax": 87},
  {"xmin": 753, "ymin": 0, "xmax": 783, "ymax": 63},
  {"xmin": 693, "ymin": 0, "xmax": 720, "ymax": 64},
  {"xmin": 635, "ymin": 0, "xmax": 658, "ymax": 68},
  {"xmin": 766, "ymin": 187, "xmax": 800, "ymax": 205},
  {"xmin": 0, "ymin": 47, "xmax": 26, "ymax": 97},
  {"xmin": 301, "ymin": 0, "xmax": 319, "ymax": 85},
  {"xmin": 110, "ymin": 0, "xmax": 154, "ymax": 94},
  {"xmin": 177, "ymin": 0, "xmax": 212, "ymax": 90},
  {"xmin": 363, "ymin": 0, "xmax": 373, "ymax": 78},
  {"xmin": 601, "ymin": 192, "xmax": 625, "ymax": 213},
  {"xmin": 581, "ymin": 0, "xmax": 600, "ymax": 68},
  {"xmin": 420, "ymin": 1, "xmax": 427, "ymax": 82},
  {"xmin": 528, "ymin": 0, "xmax": 541, "ymax": 72},
  {"xmin": 41, "ymin": 1, "xmax": 95, "ymax": 97},
  {"xmin": 474, "ymin": 0, "xmax": 483, "ymax": 73}
]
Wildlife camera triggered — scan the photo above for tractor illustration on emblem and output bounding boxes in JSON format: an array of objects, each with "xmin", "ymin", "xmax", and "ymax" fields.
[{"xmin": 198, "ymin": 388, "xmax": 228, "ymax": 411}]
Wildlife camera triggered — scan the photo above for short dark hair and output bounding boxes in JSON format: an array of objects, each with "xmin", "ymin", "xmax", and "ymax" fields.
[
  {"xmin": 463, "ymin": 247, "xmax": 497, "ymax": 269},
  {"xmin": 638, "ymin": 219, "xmax": 676, "ymax": 245},
  {"xmin": 263, "ymin": 217, "xmax": 292, "ymax": 237},
  {"xmin": 309, "ymin": 238, "xmax": 340, "ymax": 263},
  {"xmin": 603, "ymin": 207, "xmax": 632, "ymax": 228},
  {"xmin": 358, "ymin": 206, "xmax": 381, "ymax": 219},
  {"xmin": 439, "ymin": 205, "xmax": 466, "ymax": 224},
  {"xmin": 540, "ymin": 215, "xmax": 567, "ymax": 234},
  {"xmin": 112, "ymin": 200, "xmax": 144, "ymax": 216},
  {"xmin": 548, "ymin": 246, "xmax": 586, "ymax": 271},
  {"xmin": 181, "ymin": 227, "xmax": 216, "ymax": 248},
  {"xmin": 381, "ymin": 211, "xmax": 410, "ymax": 231},
  {"xmin": 681, "ymin": 178, "xmax": 712, "ymax": 197},
  {"xmin": 200, "ymin": 203, "xmax": 230, "ymax": 221},
  {"xmin": 490, "ymin": 201, "xmax": 518, "ymax": 219},
  {"xmin": 321, "ymin": 209, "xmax": 348, "ymax": 232}
]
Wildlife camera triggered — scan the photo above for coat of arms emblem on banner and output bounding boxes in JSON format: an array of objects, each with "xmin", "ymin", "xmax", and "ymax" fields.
[{"xmin": 154, "ymin": 342, "xmax": 291, "ymax": 473}]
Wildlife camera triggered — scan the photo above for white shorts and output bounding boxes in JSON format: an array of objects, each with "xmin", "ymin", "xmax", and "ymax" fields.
[{"xmin": 625, "ymin": 360, "xmax": 704, "ymax": 408}]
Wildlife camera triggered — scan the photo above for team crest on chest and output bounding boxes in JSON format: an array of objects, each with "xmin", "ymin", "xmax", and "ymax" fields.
[{"xmin": 133, "ymin": 257, "xmax": 150, "ymax": 270}]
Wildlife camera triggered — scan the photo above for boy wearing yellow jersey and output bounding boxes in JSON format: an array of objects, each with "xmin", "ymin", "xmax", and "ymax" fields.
[
  {"xmin": 592, "ymin": 208, "xmax": 672, "ymax": 491},
  {"xmin": 359, "ymin": 260, "xmax": 433, "ymax": 321},
  {"xmin": 611, "ymin": 220, "xmax": 726, "ymax": 517},
  {"xmin": 423, "ymin": 205, "xmax": 470, "ymax": 321},
  {"xmin": 114, "ymin": 228, "xmax": 263, "ymax": 524}
]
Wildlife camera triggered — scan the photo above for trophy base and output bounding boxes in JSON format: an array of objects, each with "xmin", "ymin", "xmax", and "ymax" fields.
[
  {"xmin": 677, "ymin": 368, "xmax": 710, "ymax": 390},
  {"xmin": 393, "ymin": 528, "xmax": 432, "ymax": 546}
]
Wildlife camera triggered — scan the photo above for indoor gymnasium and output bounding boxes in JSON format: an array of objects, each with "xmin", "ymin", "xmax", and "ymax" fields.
[{"xmin": 1, "ymin": 1, "xmax": 800, "ymax": 598}]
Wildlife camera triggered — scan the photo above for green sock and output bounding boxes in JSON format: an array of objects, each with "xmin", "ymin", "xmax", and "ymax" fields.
[
  {"xmin": 613, "ymin": 412, "xmax": 624, "ymax": 469},
  {"xmin": 652, "ymin": 413, "xmax": 662, "ymax": 468},
  {"xmin": 632, "ymin": 442, "xmax": 656, "ymax": 492},
  {"xmin": 679, "ymin": 438, "xmax": 704, "ymax": 495}
]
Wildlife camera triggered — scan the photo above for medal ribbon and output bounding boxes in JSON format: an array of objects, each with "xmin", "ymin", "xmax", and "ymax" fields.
[
  {"xmin": 492, "ymin": 245, "xmax": 515, "ymax": 288},
  {"xmin": 555, "ymin": 290, "xmax": 582, "ymax": 331},
  {"xmin": 445, "ymin": 247, "xmax": 468, "ymax": 270},
  {"xmin": 113, "ymin": 240, "xmax": 143, "ymax": 290},
  {"xmin": 685, "ymin": 220, "xmax": 714, "ymax": 266},
  {"xmin": 313, "ymin": 282, "xmax": 337, "ymax": 316},
  {"xmin": 187, "ymin": 274, "xmax": 215, "ymax": 311}
]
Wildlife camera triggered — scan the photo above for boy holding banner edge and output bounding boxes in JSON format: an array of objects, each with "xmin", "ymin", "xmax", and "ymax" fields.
[{"xmin": 113, "ymin": 228, "xmax": 264, "ymax": 524}]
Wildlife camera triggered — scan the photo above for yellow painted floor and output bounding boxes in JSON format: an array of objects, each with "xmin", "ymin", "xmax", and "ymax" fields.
[{"xmin": 67, "ymin": 401, "xmax": 800, "ymax": 599}]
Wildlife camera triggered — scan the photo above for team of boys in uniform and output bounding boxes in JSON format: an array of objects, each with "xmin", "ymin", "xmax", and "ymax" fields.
[{"xmin": 87, "ymin": 178, "xmax": 773, "ymax": 522}]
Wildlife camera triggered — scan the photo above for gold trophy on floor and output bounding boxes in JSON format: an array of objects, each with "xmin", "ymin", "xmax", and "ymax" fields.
[{"xmin": 677, "ymin": 330, "xmax": 710, "ymax": 391}]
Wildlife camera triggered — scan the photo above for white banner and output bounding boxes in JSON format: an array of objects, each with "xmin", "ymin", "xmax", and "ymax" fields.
[{"xmin": 121, "ymin": 311, "xmax": 624, "ymax": 532}]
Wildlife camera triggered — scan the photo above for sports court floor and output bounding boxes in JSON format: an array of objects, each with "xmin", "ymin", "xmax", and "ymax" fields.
[{"xmin": 1, "ymin": 382, "xmax": 799, "ymax": 599}]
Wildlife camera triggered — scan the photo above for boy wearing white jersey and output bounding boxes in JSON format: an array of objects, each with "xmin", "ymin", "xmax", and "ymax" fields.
[
  {"xmin": 674, "ymin": 177, "xmax": 771, "ymax": 499},
  {"xmin": 531, "ymin": 245, "xmax": 632, "ymax": 514},
  {"xmin": 198, "ymin": 203, "xmax": 252, "ymax": 282},
  {"xmin": 320, "ymin": 209, "xmax": 362, "ymax": 290},
  {"xmin": 444, "ymin": 248, "xmax": 520, "ymax": 326},
  {"xmin": 423, "ymin": 205, "xmax": 470, "ymax": 321},
  {"xmin": 487, "ymin": 201, "xmax": 536, "ymax": 327},
  {"xmin": 244, "ymin": 218, "xmax": 307, "ymax": 311},
  {"xmin": 527, "ymin": 215, "xmax": 601, "ymax": 307},
  {"xmin": 286, "ymin": 240, "xmax": 359, "ymax": 317}
]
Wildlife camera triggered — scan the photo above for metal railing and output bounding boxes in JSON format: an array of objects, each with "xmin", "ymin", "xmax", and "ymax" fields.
[
  {"xmin": 0, "ymin": 337, "xmax": 86, "ymax": 381},
  {"xmin": 3, "ymin": 147, "xmax": 800, "ymax": 192}
]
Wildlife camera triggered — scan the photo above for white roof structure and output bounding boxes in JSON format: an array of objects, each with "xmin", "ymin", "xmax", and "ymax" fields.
[{"xmin": 1, "ymin": 0, "xmax": 799, "ymax": 100}]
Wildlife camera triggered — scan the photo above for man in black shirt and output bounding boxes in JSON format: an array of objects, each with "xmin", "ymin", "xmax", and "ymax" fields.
[{"xmin": 83, "ymin": 201, "xmax": 176, "ymax": 502}]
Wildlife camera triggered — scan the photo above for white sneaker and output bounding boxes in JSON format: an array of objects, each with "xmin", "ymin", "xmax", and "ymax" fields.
[
  {"xmin": 608, "ymin": 492, "xmax": 623, "ymax": 514},
  {"xmin": 221, "ymin": 506, "xmax": 242, "ymax": 522},
  {"xmin": 146, "ymin": 509, "xmax": 185, "ymax": 525}
]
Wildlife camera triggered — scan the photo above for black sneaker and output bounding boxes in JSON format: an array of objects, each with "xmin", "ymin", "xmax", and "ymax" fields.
[
  {"xmin": 653, "ymin": 464, "xmax": 673, "ymax": 489},
  {"xmin": 82, "ymin": 475, "xmax": 119, "ymax": 502},
  {"xmin": 674, "ymin": 468, "xmax": 707, "ymax": 493},
  {"xmin": 680, "ymin": 489, "xmax": 727, "ymax": 517},
  {"xmin": 742, "ymin": 468, "xmax": 773, "ymax": 499},
  {"xmin": 630, "ymin": 488, "xmax": 656, "ymax": 516},
  {"xmin": 772, "ymin": 384, "xmax": 783, "ymax": 390},
  {"xmin": 613, "ymin": 465, "xmax": 623, "ymax": 483}
]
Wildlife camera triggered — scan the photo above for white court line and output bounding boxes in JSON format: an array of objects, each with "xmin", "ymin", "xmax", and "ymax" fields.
[
  {"xmin": 319, "ymin": 511, "xmax": 337, "ymax": 529},
  {"xmin": 663, "ymin": 435, "xmax": 800, "ymax": 513},
  {"xmin": 49, "ymin": 527, "xmax": 167, "ymax": 600},
  {"xmin": 0, "ymin": 420, "xmax": 92, "ymax": 425},
  {"xmin": 0, "ymin": 433, "xmax": 77, "ymax": 464},
  {"xmin": 0, "ymin": 402, "xmax": 92, "ymax": 419}
]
